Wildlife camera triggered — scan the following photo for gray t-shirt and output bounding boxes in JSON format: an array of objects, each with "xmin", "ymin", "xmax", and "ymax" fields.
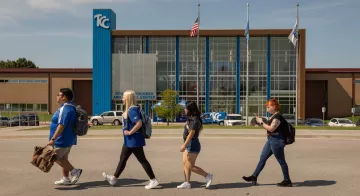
[{"xmin": 183, "ymin": 117, "xmax": 202, "ymax": 140}]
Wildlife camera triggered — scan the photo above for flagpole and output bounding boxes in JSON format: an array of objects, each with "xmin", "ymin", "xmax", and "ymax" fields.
[
  {"xmin": 295, "ymin": 3, "xmax": 299, "ymax": 127},
  {"xmin": 245, "ymin": 3, "xmax": 249, "ymax": 126},
  {"xmin": 196, "ymin": 0, "xmax": 200, "ymax": 106}
]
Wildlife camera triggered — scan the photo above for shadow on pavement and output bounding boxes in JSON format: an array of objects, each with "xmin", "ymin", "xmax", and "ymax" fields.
[
  {"xmin": 260, "ymin": 180, "xmax": 337, "ymax": 187},
  {"xmin": 210, "ymin": 182, "xmax": 253, "ymax": 189},
  {"xmin": 55, "ymin": 178, "xmax": 147, "ymax": 190},
  {"xmin": 55, "ymin": 179, "xmax": 337, "ymax": 190},
  {"xmin": 157, "ymin": 181, "xmax": 252, "ymax": 190},
  {"xmin": 157, "ymin": 181, "xmax": 203, "ymax": 189}
]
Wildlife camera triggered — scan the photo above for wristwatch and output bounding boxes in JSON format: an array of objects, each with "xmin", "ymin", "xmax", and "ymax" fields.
[
  {"xmin": 260, "ymin": 121, "xmax": 264, "ymax": 126},
  {"xmin": 51, "ymin": 138, "xmax": 56, "ymax": 141}
]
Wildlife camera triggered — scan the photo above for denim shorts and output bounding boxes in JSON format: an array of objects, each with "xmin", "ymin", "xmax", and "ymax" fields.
[{"xmin": 185, "ymin": 138, "xmax": 201, "ymax": 154}]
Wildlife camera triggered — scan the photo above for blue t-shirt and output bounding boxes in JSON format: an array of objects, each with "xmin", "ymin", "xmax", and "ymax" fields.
[
  {"xmin": 49, "ymin": 102, "xmax": 77, "ymax": 148},
  {"xmin": 122, "ymin": 106, "xmax": 145, "ymax": 148}
]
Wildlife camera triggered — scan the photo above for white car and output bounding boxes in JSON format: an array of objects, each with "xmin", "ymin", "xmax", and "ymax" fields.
[
  {"xmin": 328, "ymin": 118, "xmax": 356, "ymax": 127},
  {"xmin": 90, "ymin": 111, "xmax": 123, "ymax": 126},
  {"xmin": 224, "ymin": 114, "xmax": 246, "ymax": 126}
]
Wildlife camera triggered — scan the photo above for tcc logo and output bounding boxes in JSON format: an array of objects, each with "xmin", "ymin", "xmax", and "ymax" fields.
[{"xmin": 94, "ymin": 14, "xmax": 110, "ymax": 29}]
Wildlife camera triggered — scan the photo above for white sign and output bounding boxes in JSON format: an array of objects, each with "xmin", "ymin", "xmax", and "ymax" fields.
[
  {"xmin": 113, "ymin": 92, "xmax": 156, "ymax": 100},
  {"xmin": 322, "ymin": 107, "xmax": 326, "ymax": 113},
  {"xmin": 112, "ymin": 54, "xmax": 157, "ymax": 101},
  {"xmin": 94, "ymin": 14, "xmax": 110, "ymax": 29},
  {"xmin": 6, "ymin": 104, "xmax": 10, "ymax": 110},
  {"xmin": 351, "ymin": 108, "xmax": 355, "ymax": 114}
]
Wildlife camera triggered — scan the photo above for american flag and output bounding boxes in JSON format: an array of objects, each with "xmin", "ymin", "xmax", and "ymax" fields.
[{"xmin": 190, "ymin": 18, "xmax": 199, "ymax": 37}]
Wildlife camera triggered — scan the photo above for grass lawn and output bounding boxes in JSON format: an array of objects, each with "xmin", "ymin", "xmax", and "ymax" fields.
[{"xmin": 22, "ymin": 124, "xmax": 360, "ymax": 131}]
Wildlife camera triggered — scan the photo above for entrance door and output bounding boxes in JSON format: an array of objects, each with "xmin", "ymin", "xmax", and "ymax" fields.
[{"xmin": 116, "ymin": 104, "xmax": 124, "ymax": 111}]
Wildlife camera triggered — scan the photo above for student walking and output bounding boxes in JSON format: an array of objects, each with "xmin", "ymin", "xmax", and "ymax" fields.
[
  {"xmin": 177, "ymin": 101, "xmax": 213, "ymax": 189},
  {"xmin": 102, "ymin": 90, "xmax": 159, "ymax": 189},
  {"xmin": 242, "ymin": 98, "xmax": 292, "ymax": 187},
  {"xmin": 48, "ymin": 88, "xmax": 82, "ymax": 185}
]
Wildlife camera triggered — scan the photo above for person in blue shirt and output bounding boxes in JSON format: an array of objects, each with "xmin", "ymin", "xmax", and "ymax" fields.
[
  {"xmin": 177, "ymin": 101, "xmax": 213, "ymax": 189},
  {"xmin": 48, "ymin": 88, "xmax": 82, "ymax": 185},
  {"xmin": 102, "ymin": 90, "xmax": 159, "ymax": 189}
]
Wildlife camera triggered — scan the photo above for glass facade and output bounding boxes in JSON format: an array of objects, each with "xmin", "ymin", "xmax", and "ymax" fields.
[
  {"xmin": 209, "ymin": 37, "xmax": 236, "ymax": 114},
  {"xmin": 111, "ymin": 35, "xmax": 298, "ymax": 117},
  {"xmin": 179, "ymin": 37, "xmax": 206, "ymax": 112},
  {"xmin": 240, "ymin": 37, "xmax": 268, "ymax": 116},
  {"xmin": 270, "ymin": 37, "xmax": 296, "ymax": 115}
]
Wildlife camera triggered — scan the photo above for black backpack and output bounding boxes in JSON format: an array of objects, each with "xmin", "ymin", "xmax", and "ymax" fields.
[
  {"xmin": 64, "ymin": 103, "xmax": 89, "ymax": 136},
  {"xmin": 282, "ymin": 119, "xmax": 296, "ymax": 145}
]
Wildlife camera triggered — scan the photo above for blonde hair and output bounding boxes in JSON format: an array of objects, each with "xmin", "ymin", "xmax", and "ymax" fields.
[{"xmin": 122, "ymin": 90, "xmax": 137, "ymax": 119}]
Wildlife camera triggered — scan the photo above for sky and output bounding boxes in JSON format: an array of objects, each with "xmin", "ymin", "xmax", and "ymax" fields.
[{"xmin": 0, "ymin": 0, "xmax": 359, "ymax": 68}]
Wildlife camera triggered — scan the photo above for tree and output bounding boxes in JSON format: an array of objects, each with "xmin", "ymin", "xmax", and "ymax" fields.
[
  {"xmin": 0, "ymin": 58, "xmax": 38, "ymax": 68},
  {"xmin": 153, "ymin": 89, "xmax": 183, "ymax": 126}
]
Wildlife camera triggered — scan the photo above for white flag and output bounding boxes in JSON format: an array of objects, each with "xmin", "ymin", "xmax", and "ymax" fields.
[{"xmin": 288, "ymin": 19, "xmax": 298, "ymax": 47}]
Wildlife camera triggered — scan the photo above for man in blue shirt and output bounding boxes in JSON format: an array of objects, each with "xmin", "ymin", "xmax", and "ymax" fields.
[{"xmin": 48, "ymin": 88, "xmax": 82, "ymax": 185}]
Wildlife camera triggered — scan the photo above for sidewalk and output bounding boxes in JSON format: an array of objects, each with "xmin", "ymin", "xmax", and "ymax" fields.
[{"xmin": 1, "ymin": 126, "xmax": 360, "ymax": 140}]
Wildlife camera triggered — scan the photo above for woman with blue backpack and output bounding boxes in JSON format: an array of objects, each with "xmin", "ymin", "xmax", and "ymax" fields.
[{"xmin": 102, "ymin": 90, "xmax": 159, "ymax": 189}]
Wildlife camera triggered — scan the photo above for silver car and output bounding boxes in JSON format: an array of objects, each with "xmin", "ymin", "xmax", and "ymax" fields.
[
  {"xmin": 283, "ymin": 114, "xmax": 305, "ymax": 125},
  {"xmin": 90, "ymin": 111, "xmax": 123, "ymax": 126}
]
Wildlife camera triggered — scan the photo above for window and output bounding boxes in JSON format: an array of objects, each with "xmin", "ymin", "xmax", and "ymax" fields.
[
  {"xmin": 107, "ymin": 112, "xmax": 115, "ymax": 116},
  {"xmin": 116, "ymin": 112, "xmax": 123, "ymax": 116}
]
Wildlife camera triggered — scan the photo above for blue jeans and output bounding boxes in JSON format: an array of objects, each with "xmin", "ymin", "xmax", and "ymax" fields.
[{"xmin": 252, "ymin": 135, "xmax": 290, "ymax": 180}]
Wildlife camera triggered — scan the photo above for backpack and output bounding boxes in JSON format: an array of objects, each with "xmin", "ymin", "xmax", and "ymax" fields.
[
  {"xmin": 139, "ymin": 108, "xmax": 152, "ymax": 139},
  {"xmin": 64, "ymin": 103, "xmax": 89, "ymax": 136},
  {"xmin": 282, "ymin": 119, "xmax": 296, "ymax": 145}
]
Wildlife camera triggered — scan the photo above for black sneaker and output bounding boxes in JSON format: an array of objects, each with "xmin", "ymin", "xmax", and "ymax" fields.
[
  {"xmin": 277, "ymin": 179, "xmax": 292, "ymax": 187},
  {"xmin": 242, "ymin": 175, "xmax": 257, "ymax": 185}
]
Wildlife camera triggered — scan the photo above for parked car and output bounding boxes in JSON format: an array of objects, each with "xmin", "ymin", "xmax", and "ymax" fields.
[
  {"xmin": 305, "ymin": 118, "xmax": 326, "ymax": 127},
  {"xmin": 21, "ymin": 113, "xmax": 40, "ymax": 126},
  {"xmin": 328, "ymin": 118, "xmax": 356, "ymax": 127},
  {"xmin": 90, "ymin": 111, "xmax": 123, "ymax": 126},
  {"xmin": 283, "ymin": 114, "xmax": 305, "ymax": 125},
  {"xmin": 7, "ymin": 115, "xmax": 28, "ymax": 127},
  {"xmin": 0, "ymin": 116, "xmax": 9, "ymax": 126},
  {"xmin": 224, "ymin": 114, "xmax": 246, "ymax": 126}
]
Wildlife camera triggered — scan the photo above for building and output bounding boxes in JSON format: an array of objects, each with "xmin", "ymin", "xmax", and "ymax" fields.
[
  {"xmin": 0, "ymin": 67, "xmax": 359, "ymax": 120},
  {"xmin": 92, "ymin": 9, "xmax": 306, "ymax": 119},
  {"xmin": 1, "ymin": 8, "xmax": 358, "ymax": 121},
  {"xmin": 0, "ymin": 68, "xmax": 92, "ymax": 114},
  {"xmin": 306, "ymin": 68, "xmax": 360, "ymax": 118}
]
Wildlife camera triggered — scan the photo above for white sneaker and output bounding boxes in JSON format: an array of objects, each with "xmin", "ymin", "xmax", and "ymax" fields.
[
  {"xmin": 205, "ymin": 173, "xmax": 213, "ymax": 188},
  {"xmin": 54, "ymin": 177, "xmax": 71, "ymax": 185},
  {"xmin": 145, "ymin": 179, "xmax": 159, "ymax": 189},
  {"xmin": 177, "ymin": 182, "xmax": 191, "ymax": 189},
  {"xmin": 102, "ymin": 172, "xmax": 117, "ymax": 186},
  {"xmin": 70, "ymin": 169, "xmax": 83, "ymax": 184}
]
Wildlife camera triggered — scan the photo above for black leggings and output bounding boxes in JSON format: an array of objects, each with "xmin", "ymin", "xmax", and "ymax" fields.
[{"xmin": 114, "ymin": 145, "xmax": 155, "ymax": 179}]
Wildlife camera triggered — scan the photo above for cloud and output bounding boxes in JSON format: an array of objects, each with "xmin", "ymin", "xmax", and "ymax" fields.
[
  {"xmin": 0, "ymin": 0, "xmax": 134, "ymax": 25},
  {"xmin": 0, "ymin": 30, "xmax": 91, "ymax": 38},
  {"xmin": 27, "ymin": 0, "xmax": 134, "ymax": 10}
]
